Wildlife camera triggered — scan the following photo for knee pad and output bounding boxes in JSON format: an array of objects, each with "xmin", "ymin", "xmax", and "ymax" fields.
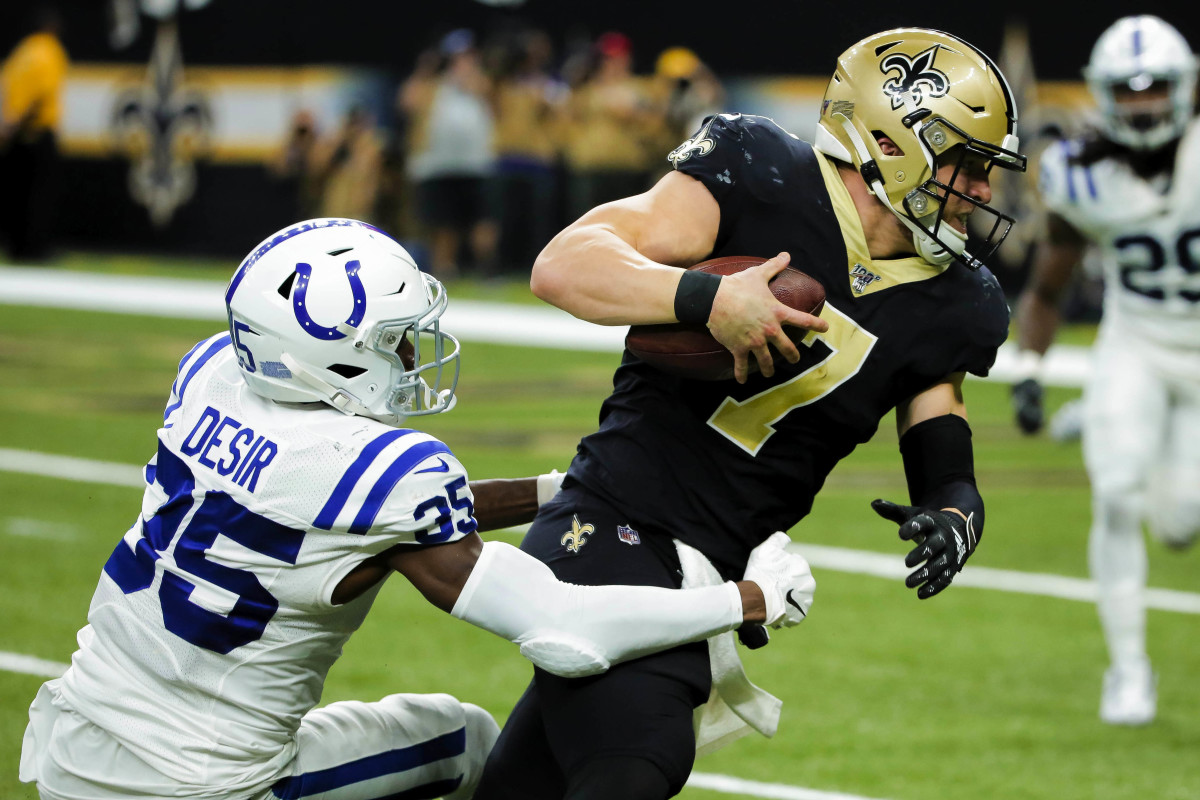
[
  {"xmin": 1091, "ymin": 491, "xmax": 1144, "ymax": 538},
  {"xmin": 1146, "ymin": 502, "xmax": 1200, "ymax": 549},
  {"xmin": 1146, "ymin": 470, "xmax": 1200, "ymax": 549}
]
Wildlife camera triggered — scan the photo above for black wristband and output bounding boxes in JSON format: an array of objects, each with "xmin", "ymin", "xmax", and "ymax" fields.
[{"xmin": 673, "ymin": 270, "xmax": 722, "ymax": 325}]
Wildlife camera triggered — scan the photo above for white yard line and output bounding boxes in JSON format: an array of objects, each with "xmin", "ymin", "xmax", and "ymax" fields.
[
  {"xmin": 0, "ymin": 266, "xmax": 626, "ymax": 353},
  {"xmin": 4, "ymin": 448, "xmax": 1198, "ymax": 615},
  {"xmin": 0, "ymin": 651, "xmax": 68, "ymax": 679},
  {"xmin": 0, "ymin": 448, "xmax": 144, "ymax": 488},
  {"xmin": 688, "ymin": 773, "xmax": 888, "ymax": 800},
  {"xmin": 0, "ymin": 266, "xmax": 1089, "ymax": 385}
]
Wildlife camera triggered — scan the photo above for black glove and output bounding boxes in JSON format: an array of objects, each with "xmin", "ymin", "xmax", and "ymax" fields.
[
  {"xmin": 871, "ymin": 499, "xmax": 979, "ymax": 599},
  {"xmin": 1011, "ymin": 378, "xmax": 1044, "ymax": 435},
  {"xmin": 737, "ymin": 622, "xmax": 770, "ymax": 649}
]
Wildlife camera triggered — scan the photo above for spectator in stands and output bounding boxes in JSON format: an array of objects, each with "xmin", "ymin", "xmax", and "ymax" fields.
[
  {"xmin": 400, "ymin": 29, "xmax": 498, "ymax": 280},
  {"xmin": 269, "ymin": 108, "xmax": 323, "ymax": 222},
  {"xmin": 491, "ymin": 28, "xmax": 567, "ymax": 273},
  {"xmin": 315, "ymin": 104, "xmax": 385, "ymax": 224},
  {"xmin": 649, "ymin": 46, "xmax": 725, "ymax": 178},
  {"xmin": 0, "ymin": 5, "xmax": 69, "ymax": 261},
  {"xmin": 559, "ymin": 31, "xmax": 661, "ymax": 223}
]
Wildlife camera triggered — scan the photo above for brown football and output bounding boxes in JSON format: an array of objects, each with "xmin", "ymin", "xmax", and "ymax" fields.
[{"xmin": 625, "ymin": 256, "xmax": 826, "ymax": 381}]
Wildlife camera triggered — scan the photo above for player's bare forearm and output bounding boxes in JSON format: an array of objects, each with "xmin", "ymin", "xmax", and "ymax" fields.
[
  {"xmin": 390, "ymin": 534, "xmax": 484, "ymax": 612},
  {"xmin": 1015, "ymin": 290, "xmax": 1063, "ymax": 355},
  {"xmin": 532, "ymin": 222, "xmax": 685, "ymax": 325},
  {"xmin": 469, "ymin": 478, "xmax": 539, "ymax": 531},
  {"xmin": 530, "ymin": 171, "xmax": 718, "ymax": 325},
  {"xmin": 1016, "ymin": 217, "xmax": 1086, "ymax": 354},
  {"xmin": 734, "ymin": 580, "xmax": 768, "ymax": 623}
]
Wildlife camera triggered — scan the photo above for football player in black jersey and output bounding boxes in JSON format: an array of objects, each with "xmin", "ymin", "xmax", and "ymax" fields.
[{"xmin": 475, "ymin": 28, "xmax": 1028, "ymax": 800}]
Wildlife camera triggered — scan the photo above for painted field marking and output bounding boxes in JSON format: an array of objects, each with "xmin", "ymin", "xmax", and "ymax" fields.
[
  {"xmin": 688, "ymin": 772, "xmax": 888, "ymax": 800},
  {"xmin": 4, "ymin": 447, "xmax": 1197, "ymax": 616},
  {"xmin": 0, "ymin": 651, "xmax": 67, "ymax": 679},
  {"xmin": 0, "ymin": 266, "xmax": 1088, "ymax": 386}
]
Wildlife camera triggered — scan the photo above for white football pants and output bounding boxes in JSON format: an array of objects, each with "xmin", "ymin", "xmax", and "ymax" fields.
[
  {"xmin": 22, "ymin": 682, "xmax": 498, "ymax": 800},
  {"xmin": 1082, "ymin": 324, "xmax": 1200, "ymax": 672}
]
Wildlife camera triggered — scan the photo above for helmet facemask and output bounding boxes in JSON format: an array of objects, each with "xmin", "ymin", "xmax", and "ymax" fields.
[
  {"xmin": 1084, "ymin": 15, "xmax": 1198, "ymax": 152},
  {"xmin": 899, "ymin": 118, "xmax": 1027, "ymax": 270},
  {"xmin": 369, "ymin": 275, "xmax": 461, "ymax": 418},
  {"xmin": 1093, "ymin": 76, "xmax": 1193, "ymax": 150}
]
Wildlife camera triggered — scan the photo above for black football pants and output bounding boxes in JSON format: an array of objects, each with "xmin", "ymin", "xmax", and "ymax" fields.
[{"xmin": 472, "ymin": 486, "xmax": 712, "ymax": 799}]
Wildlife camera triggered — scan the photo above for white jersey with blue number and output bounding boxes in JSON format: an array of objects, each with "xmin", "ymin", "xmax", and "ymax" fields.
[
  {"xmin": 1038, "ymin": 118, "xmax": 1200, "ymax": 348},
  {"xmin": 56, "ymin": 333, "xmax": 477, "ymax": 796}
]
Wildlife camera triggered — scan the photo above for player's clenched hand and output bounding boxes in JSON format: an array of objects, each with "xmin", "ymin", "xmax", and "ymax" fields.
[
  {"xmin": 1011, "ymin": 378, "xmax": 1044, "ymax": 434},
  {"xmin": 743, "ymin": 531, "xmax": 816, "ymax": 628},
  {"xmin": 707, "ymin": 252, "xmax": 828, "ymax": 384},
  {"xmin": 871, "ymin": 499, "xmax": 979, "ymax": 599}
]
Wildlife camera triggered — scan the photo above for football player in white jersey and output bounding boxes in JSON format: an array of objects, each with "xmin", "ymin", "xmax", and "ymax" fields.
[
  {"xmin": 1011, "ymin": 16, "xmax": 1200, "ymax": 725},
  {"xmin": 19, "ymin": 218, "xmax": 817, "ymax": 800}
]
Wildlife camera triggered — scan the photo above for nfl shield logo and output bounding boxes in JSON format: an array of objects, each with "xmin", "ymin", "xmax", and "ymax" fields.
[{"xmin": 617, "ymin": 525, "xmax": 641, "ymax": 545}]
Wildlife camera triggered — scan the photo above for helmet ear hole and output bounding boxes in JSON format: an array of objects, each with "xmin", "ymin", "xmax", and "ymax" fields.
[
  {"xmin": 326, "ymin": 364, "xmax": 367, "ymax": 379},
  {"xmin": 277, "ymin": 272, "xmax": 298, "ymax": 299},
  {"xmin": 874, "ymin": 132, "xmax": 905, "ymax": 155}
]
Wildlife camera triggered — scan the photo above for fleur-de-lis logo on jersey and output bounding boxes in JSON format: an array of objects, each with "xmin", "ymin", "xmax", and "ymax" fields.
[
  {"xmin": 560, "ymin": 515, "xmax": 594, "ymax": 554},
  {"xmin": 880, "ymin": 46, "xmax": 950, "ymax": 110},
  {"xmin": 668, "ymin": 114, "xmax": 723, "ymax": 167}
]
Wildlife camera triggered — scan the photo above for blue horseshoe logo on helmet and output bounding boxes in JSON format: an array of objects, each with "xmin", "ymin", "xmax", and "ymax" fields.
[{"xmin": 292, "ymin": 260, "xmax": 367, "ymax": 340}]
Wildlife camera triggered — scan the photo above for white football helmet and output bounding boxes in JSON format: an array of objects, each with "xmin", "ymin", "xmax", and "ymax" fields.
[
  {"xmin": 1084, "ymin": 16, "xmax": 1198, "ymax": 151},
  {"xmin": 225, "ymin": 218, "xmax": 460, "ymax": 426}
]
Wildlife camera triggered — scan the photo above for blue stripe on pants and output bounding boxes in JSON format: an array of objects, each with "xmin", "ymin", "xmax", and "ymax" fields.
[{"xmin": 271, "ymin": 727, "xmax": 466, "ymax": 799}]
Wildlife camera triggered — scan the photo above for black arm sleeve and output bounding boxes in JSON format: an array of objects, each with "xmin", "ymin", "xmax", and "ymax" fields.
[{"xmin": 899, "ymin": 414, "xmax": 984, "ymax": 530}]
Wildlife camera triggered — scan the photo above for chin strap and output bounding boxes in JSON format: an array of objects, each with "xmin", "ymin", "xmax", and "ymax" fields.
[
  {"xmin": 279, "ymin": 352, "xmax": 399, "ymax": 422},
  {"xmin": 280, "ymin": 352, "xmax": 453, "ymax": 422},
  {"xmin": 832, "ymin": 113, "xmax": 966, "ymax": 267},
  {"xmin": 418, "ymin": 380, "xmax": 457, "ymax": 414}
]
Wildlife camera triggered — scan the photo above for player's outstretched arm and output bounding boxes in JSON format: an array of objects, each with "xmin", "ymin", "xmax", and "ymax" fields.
[
  {"xmin": 876, "ymin": 377, "xmax": 983, "ymax": 599},
  {"xmin": 466, "ymin": 469, "xmax": 564, "ymax": 532},
  {"xmin": 389, "ymin": 532, "xmax": 811, "ymax": 678},
  {"xmin": 1011, "ymin": 213, "xmax": 1087, "ymax": 434}
]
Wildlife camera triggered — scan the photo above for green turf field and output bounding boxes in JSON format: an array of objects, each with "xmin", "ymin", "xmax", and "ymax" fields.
[{"xmin": 1, "ymin": 298, "xmax": 1197, "ymax": 800}]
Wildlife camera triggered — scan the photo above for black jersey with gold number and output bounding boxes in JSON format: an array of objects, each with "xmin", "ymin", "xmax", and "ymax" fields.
[{"xmin": 567, "ymin": 114, "xmax": 1009, "ymax": 577}]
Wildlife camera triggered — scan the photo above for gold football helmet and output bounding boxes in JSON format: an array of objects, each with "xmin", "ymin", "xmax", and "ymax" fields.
[{"xmin": 813, "ymin": 28, "xmax": 1027, "ymax": 269}]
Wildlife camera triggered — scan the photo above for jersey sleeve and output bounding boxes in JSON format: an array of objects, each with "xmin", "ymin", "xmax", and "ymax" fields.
[
  {"xmin": 311, "ymin": 429, "xmax": 477, "ymax": 550},
  {"xmin": 1036, "ymin": 138, "xmax": 1099, "ymax": 236},
  {"xmin": 365, "ymin": 450, "xmax": 477, "ymax": 546},
  {"xmin": 958, "ymin": 267, "xmax": 1009, "ymax": 378},
  {"xmin": 669, "ymin": 114, "xmax": 799, "ymax": 227}
]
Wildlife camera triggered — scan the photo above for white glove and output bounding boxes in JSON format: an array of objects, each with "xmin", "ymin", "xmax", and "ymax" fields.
[
  {"xmin": 536, "ymin": 469, "xmax": 566, "ymax": 506},
  {"xmin": 743, "ymin": 532, "xmax": 816, "ymax": 629}
]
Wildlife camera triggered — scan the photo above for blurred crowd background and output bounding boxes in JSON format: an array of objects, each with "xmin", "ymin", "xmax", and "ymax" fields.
[{"xmin": 0, "ymin": 0, "xmax": 1194, "ymax": 309}]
